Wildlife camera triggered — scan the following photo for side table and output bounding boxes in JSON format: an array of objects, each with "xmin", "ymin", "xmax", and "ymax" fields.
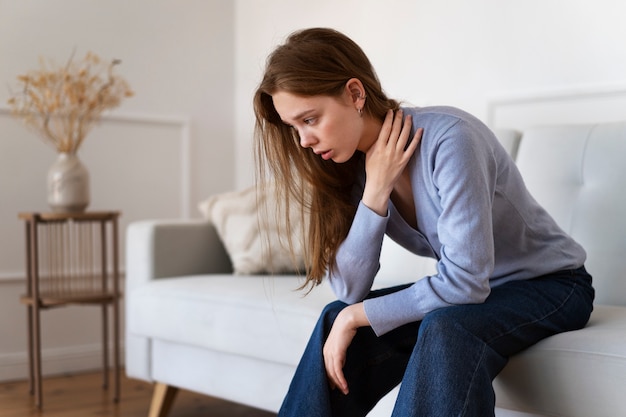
[{"xmin": 18, "ymin": 211, "xmax": 121, "ymax": 408}]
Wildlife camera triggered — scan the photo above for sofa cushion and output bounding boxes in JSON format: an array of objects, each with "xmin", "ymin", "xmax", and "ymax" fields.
[
  {"xmin": 198, "ymin": 185, "xmax": 306, "ymax": 275},
  {"xmin": 494, "ymin": 305, "xmax": 626, "ymax": 416},
  {"xmin": 127, "ymin": 275, "xmax": 334, "ymax": 366}
]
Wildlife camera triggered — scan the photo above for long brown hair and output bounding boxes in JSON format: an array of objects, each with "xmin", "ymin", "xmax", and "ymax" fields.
[{"xmin": 253, "ymin": 28, "xmax": 398, "ymax": 290}]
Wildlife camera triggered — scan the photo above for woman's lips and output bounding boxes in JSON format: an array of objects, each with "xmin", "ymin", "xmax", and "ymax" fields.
[{"xmin": 320, "ymin": 150, "xmax": 333, "ymax": 160}]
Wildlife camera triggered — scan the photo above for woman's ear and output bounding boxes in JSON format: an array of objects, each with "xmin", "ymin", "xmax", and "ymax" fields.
[{"xmin": 345, "ymin": 78, "xmax": 366, "ymax": 106}]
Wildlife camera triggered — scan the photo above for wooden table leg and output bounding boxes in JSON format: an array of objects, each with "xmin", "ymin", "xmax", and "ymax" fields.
[{"xmin": 33, "ymin": 301, "xmax": 42, "ymax": 408}]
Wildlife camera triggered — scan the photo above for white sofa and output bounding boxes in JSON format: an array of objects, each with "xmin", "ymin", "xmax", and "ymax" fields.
[{"xmin": 125, "ymin": 121, "xmax": 626, "ymax": 417}]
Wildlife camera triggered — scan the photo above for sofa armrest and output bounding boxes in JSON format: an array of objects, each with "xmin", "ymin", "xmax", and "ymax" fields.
[{"xmin": 125, "ymin": 219, "xmax": 232, "ymax": 292}]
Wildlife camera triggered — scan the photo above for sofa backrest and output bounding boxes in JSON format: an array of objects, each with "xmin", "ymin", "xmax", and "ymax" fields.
[
  {"xmin": 515, "ymin": 122, "xmax": 626, "ymax": 306},
  {"xmin": 377, "ymin": 122, "xmax": 626, "ymax": 307}
]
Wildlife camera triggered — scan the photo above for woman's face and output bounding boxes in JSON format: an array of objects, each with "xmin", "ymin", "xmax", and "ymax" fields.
[{"xmin": 272, "ymin": 89, "xmax": 366, "ymax": 163}]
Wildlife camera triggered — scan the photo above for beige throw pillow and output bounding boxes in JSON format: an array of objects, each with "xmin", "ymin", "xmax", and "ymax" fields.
[{"xmin": 198, "ymin": 185, "xmax": 306, "ymax": 275}]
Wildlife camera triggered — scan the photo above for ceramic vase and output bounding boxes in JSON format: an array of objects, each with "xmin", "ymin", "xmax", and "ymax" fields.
[{"xmin": 47, "ymin": 152, "xmax": 90, "ymax": 212}]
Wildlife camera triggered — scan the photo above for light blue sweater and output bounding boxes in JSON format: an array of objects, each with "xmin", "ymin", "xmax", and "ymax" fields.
[{"xmin": 327, "ymin": 106, "xmax": 586, "ymax": 336}]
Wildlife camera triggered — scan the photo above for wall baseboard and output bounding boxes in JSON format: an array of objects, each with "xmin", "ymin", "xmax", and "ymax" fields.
[{"xmin": 0, "ymin": 343, "xmax": 125, "ymax": 383}]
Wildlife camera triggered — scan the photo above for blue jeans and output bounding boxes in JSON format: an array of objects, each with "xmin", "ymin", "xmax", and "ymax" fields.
[{"xmin": 278, "ymin": 267, "xmax": 594, "ymax": 417}]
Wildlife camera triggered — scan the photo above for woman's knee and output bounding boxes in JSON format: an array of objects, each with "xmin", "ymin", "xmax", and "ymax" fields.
[
  {"xmin": 320, "ymin": 300, "xmax": 350, "ymax": 327},
  {"xmin": 417, "ymin": 307, "xmax": 507, "ymax": 375},
  {"xmin": 419, "ymin": 306, "xmax": 483, "ymax": 345}
]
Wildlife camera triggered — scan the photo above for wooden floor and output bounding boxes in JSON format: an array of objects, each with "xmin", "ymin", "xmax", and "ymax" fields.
[{"xmin": 0, "ymin": 371, "xmax": 277, "ymax": 417}]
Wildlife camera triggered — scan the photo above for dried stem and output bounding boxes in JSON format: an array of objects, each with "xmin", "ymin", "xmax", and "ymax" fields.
[{"xmin": 7, "ymin": 51, "xmax": 133, "ymax": 153}]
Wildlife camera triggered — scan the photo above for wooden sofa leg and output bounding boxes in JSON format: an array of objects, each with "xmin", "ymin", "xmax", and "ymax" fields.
[{"xmin": 148, "ymin": 383, "xmax": 179, "ymax": 417}]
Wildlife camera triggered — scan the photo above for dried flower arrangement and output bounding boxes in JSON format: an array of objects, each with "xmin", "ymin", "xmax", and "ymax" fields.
[{"xmin": 7, "ymin": 51, "xmax": 133, "ymax": 154}]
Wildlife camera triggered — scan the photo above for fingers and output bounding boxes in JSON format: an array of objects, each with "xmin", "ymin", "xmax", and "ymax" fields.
[
  {"xmin": 394, "ymin": 113, "xmax": 413, "ymax": 151},
  {"xmin": 406, "ymin": 127, "xmax": 423, "ymax": 154},
  {"xmin": 377, "ymin": 109, "xmax": 405, "ymax": 145},
  {"xmin": 378, "ymin": 110, "xmax": 420, "ymax": 152},
  {"xmin": 334, "ymin": 358, "xmax": 348, "ymax": 394},
  {"xmin": 323, "ymin": 345, "xmax": 349, "ymax": 395},
  {"xmin": 327, "ymin": 357, "xmax": 349, "ymax": 394},
  {"xmin": 376, "ymin": 109, "xmax": 395, "ymax": 145},
  {"xmin": 389, "ymin": 109, "xmax": 405, "ymax": 146}
]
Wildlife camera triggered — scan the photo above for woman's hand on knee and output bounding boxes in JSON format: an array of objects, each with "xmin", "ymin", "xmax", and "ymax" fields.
[{"xmin": 323, "ymin": 302, "xmax": 369, "ymax": 395}]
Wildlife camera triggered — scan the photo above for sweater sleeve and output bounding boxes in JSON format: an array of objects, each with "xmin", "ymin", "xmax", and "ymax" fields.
[
  {"xmin": 363, "ymin": 119, "xmax": 496, "ymax": 336},
  {"xmin": 327, "ymin": 201, "xmax": 389, "ymax": 303}
]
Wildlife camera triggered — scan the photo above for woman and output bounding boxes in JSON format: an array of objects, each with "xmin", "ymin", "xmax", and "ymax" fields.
[{"xmin": 253, "ymin": 28, "xmax": 594, "ymax": 417}]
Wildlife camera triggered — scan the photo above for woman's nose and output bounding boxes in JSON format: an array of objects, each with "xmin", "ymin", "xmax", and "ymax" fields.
[{"xmin": 299, "ymin": 130, "xmax": 316, "ymax": 148}]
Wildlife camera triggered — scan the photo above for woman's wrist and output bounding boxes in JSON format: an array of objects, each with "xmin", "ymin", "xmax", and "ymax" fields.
[
  {"xmin": 340, "ymin": 303, "xmax": 370, "ymax": 328},
  {"xmin": 362, "ymin": 186, "xmax": 391, "ymax": 217}
]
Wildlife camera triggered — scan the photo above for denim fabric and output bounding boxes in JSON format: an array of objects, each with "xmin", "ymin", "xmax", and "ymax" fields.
[{"xmin": 278, "ymin": 267, "xmax": 594, "ymax": 417}]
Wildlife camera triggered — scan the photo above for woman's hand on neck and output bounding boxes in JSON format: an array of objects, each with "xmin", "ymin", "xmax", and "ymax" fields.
[{"xmin": 361, "ymin": 110, "xmax": 422, "ymax": 216}]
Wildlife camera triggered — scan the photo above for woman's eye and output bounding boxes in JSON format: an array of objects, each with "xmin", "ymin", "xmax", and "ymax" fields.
[{"xmin": 304, "ymin": 118, "xmax": 315, "ymax": 125}]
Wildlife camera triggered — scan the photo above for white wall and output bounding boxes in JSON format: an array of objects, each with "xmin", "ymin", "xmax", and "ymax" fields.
[
  {"xmin": 234, "ymin": 0, "xmax": 626, "ymax": 187},
  {"xmin": 0, "ymin": 0, "xmax": 234, "ymax": 381}
]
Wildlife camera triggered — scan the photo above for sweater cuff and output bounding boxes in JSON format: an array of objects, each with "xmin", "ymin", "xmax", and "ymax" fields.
[
  {"xmin": 341, "ymin": 201, "xmax": 389, "ymax": 261},
  {"xmin": 357, "ymin": 200, "xmax": 389, "ymax": 220},
  {"xmin": 363, "ymin": 284, "xmax": 426, "ymax": 336}
]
